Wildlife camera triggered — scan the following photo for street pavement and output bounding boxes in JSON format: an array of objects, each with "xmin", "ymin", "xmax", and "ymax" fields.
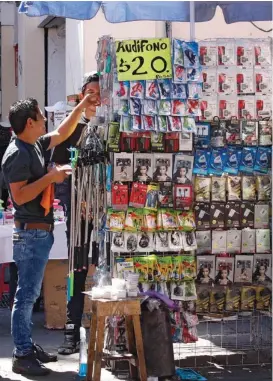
[{"xmin": 0, "ymin": 308, "xmax": 271, "ymax": 381}]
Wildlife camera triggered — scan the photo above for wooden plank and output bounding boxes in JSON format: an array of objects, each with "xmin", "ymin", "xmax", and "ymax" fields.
[
  {"xmin": 132, "ymin": 315, "xmax": 147, "ymax": 381},
  {"xmin": 93, "ymin": 317, "xmax": 105, "ymax": 381},
  {"xmin": 87, "ymin": 312, "xmax": 97, "ymax": 381},
  {"xmin": 96, "ymin": 300, "xmax": 141, "ymax": 317}
]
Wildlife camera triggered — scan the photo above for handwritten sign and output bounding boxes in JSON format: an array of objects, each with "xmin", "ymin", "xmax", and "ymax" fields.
[{"xmin": 116, "ymin": 38, "xmax": 172, "ymax": 81}]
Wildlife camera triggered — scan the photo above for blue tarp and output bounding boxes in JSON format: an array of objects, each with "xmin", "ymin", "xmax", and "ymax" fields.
[{"xmin": 19, "ymin": 1, "xmax": 272, "ymax": 24}]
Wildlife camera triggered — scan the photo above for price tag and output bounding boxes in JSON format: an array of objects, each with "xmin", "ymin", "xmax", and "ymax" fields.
[{"xmin": 116, "ymin": 38, "xmax": 172, "ymax": 81}]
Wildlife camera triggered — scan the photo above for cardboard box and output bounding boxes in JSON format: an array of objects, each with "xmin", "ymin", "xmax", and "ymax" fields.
[{"xmin": 43, "ymin": 259, "xmax": 95, "ymax": 329}]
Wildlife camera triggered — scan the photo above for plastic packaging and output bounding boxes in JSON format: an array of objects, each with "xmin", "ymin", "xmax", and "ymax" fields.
[
  {"xmin": 218, "ymin": 68, "xmax": 236, "ymax": 95},
  {"xmin": 202, "ymin": 68, "xmax": 217, "ymax": 95},
  {"xmin": 199, "ymin": 41, "xmax": 217, "ymax": 67},
  {"xmin": 78, "ymin": 327, "xmax": 87, "ymax": 377},
  {"xmin": 218, "ymin": 41, "xmax": 235, "ymax": 66}
]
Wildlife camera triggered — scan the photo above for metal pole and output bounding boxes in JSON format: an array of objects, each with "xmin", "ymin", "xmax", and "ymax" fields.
[{"xmin": 190, "ymin": 1, "xmax": 195, "ymax": 41}]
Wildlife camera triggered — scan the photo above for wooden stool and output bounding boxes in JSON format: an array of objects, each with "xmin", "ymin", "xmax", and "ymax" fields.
[{"xmin": 87, "ymin": 299, "xmax": 147, "ymax": 381}]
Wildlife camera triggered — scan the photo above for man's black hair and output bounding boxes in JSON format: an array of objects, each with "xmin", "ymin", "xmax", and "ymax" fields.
[
  {"xmin": 81, "ymin": 72, "xmax": 99, "ymax": 94},
  {"xmin": 9, "ymin": 98, "xmax": 39, "ymax": 135}
]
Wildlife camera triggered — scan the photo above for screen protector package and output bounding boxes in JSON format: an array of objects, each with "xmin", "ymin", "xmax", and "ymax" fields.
[
  {"xmin": 254, "ymin": 147, "xmax": 271, "ymax": 174},
  {"xmin": 239, "ymin": 147, "xmax": 257, "ymax": 173},
  {"xmin": 193, "ymin": 149, "xmax": 211, "ymax": 175},
  {"xmin": 241, "ymin": 229, "xmax": 256, "ymax": 253},
  {"xmin": 209, "ymin": 149, "xmax": 226, "ymax": 175},
  {"xmin": 211, "ymin": 176, "xmax": 226, "ymax": 202},
  {"xmin": 254, "ymin": 204, "xmax": 270, "ymax": 229},
  {"xmin": 194, "ymin": 123, "xmax": 211, "ymax": 148},
  {"xmin": 224, "ymin": 147, "xmax": 242, "ymax": 175},
  {"xmin": 182, "ymin": 41, "xmax": 199, "ymax": 68}
]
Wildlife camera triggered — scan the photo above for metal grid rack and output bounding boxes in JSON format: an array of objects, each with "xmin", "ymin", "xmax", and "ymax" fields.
[{"xmin": 173, "ymin": 312, "xmax": 272, "ymax": 368}]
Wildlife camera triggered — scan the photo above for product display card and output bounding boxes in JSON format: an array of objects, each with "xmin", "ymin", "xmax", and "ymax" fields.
[
  {"xmin": 215, "ymin": 257, "xmax": 235, "ymax": 285},
  {"xmin": 173, "ymin": 154, "xmax": 194, "ymax": 184},
  {"xmin": 113, "ymin": 153, "xmax": 134, "ymax": 182},
  {"xmin": 254, "ymin": 204, "xmax": 270, "ymax": 229},
  {"xmin": 226, "ymin": 229, "xmax": 242, "ymax": 254},
  {"xmin": 212, "ymin": 230, "xmax": 227, "ymax": 254},
  {"xmin": 256, "ymin": 229, "xmax": 271, "ymax": 253},
  {"xmin": 196, "ymin": 256, "xmax": 215, "ymax": 285},
  {"xmin": 234, "ymin": 255, "xmax": 254, "ymax": 283},
  {"xmin": 153, "ymin": 153, "xmax": 173, "ymax": 181},
  {"xmin": 196, "ymin": 230, "xmax": 212, "ymax": 254},
  {"xmin": 240, "ymin": 202, "xmax": 255, "ymax": 228},
  {"xmin": 241, "ymin": 229, "xmax": 256, "ymax": 253},
  {"xmin": 133, "ymin": 153, "xmax": 153, "ymax": 182},
  {"xmin": 253, "ymin": 254, "xmax": 272, "ymax": 285}
]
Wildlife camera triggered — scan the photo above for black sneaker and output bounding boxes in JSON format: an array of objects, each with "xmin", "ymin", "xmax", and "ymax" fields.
[
  {"xmin": 33, "ymin": 343, "xmax": 58, "ymax": 363},
  {"xmin": 58, "ymin": 324, "xmax": 80, "ymax": 355},
  {"xmin": 12, "ymin": 352, "xmax": 50, "ymax": 376}
]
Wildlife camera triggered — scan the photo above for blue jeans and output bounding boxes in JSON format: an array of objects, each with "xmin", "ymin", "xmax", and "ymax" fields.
[{"xmin": 11, "ymin": 228, "xmax": 54, "ymax": 357}]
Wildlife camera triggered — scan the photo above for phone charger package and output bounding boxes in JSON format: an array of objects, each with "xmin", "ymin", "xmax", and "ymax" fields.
[
  {"xmin": 225, "ymin": 202, "xmax": 241, "ymax": 228},
  {"xmin": 241, "ymin": 229, "xmax": 256, "ymax": 253},
  {"xmin": 240, "ymin": 202, "xmax": 255, "ymax": 228},
  {"xmin": 210, "ymin": 203, "xmax": 226, "ymax": 229},
  {"xmin": 254, "ymin": 204, "xmax": 270, "ymax": 229},
  {"xmin": 194, "ymin": 203, "xmax": 211, "ymax": 230}
]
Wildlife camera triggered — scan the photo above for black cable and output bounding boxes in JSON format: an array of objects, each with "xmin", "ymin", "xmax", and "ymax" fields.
[{"xmin": 250, "ymin": 21, "xmax": 272, "ymax": 33}]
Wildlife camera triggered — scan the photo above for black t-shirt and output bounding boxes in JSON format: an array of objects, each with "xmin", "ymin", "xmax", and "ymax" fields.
[
  {"xmin": 2, "ymin": 135, "xmax": 53, "ymax": 224},
  {"xmin": 51, "ymin": 115, "xmax": 89, "ymax": 164}
]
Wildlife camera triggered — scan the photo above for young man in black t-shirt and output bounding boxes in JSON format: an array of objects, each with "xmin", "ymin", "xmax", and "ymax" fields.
[
  {"xmin": 2, "ymin": 93, "xmax": 98, "ymax": 376},
  {"xmin": 52, "ymin": 72, "xmax": 101, "ymax": 355}
]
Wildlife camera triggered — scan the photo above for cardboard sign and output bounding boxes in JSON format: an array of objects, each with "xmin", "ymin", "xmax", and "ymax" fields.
[
  {"xmin": 116, "ymin": 38, "xmax": 172, "ymax": 81},
  {"xmin": 54, "ymin": 110, "xmax": 66, "ymax": 128}
]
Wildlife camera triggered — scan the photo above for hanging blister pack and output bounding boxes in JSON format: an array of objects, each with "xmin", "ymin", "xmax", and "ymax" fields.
[
  {"xmin": 188, "ymin": 83, "xmax": 203, "ymax": 99},
  {"xmin": 256, "ymin": 175, "xmax": 271, "ymax": 201},
  {"xmin": 258, "ymin": 121, "xmax": 272, "ymax": 146},
  {"xmin": 236, "ymin": 41, "xmax": 254, "ymax": 67},
  {"xmin": 241, "ymin": 202, "xmax": 255, "ymax": 228},
  {"xmin": 199, "ymin": 41, "xmax": 217, "ymax": 66},
  {"xmin": 212, "ymin": 230, "xmax": 227, "ymax": 254},
  {"xmin": 113, "ymin": 80, "xmax": 130, "ymax": 99},
  {"xmin": 129, "ymin": 98, "xmax": 142, "ymax": 116},
  {"xmin": 157, "ymin": 116, "xmax": 168, "ymax": 132},
  {"xmin": 255, "ymin": 96, "xmax": 272, "ymax": 119},
  {"xmin": 226, "ymin": 118, "xmax": 241, "ymax": 145},
  {"xmin": 157, "ymin": 100, "xmax": 171, "ymax": 116},
  {"xmin": 172, "ymin": 83, "xmax": 188, "ymax": 99},
  {"xmin": 193, "ymin": 149, "xmax": 211, "ymax": 175},
  {"xmin": 145, "ymin": 80, "xmax": 160, "ymax": 100},
  {"xmin": 202, "ymin": 68, "xmax": 217, "ymax": 95},
  {"xmin": 173, "ymin": 65, "xmax": 187, "ymax": 83},
  {"xmin": 130, "ymin": 81, "xmax": 145, "ymax": 99},
  {"xmin": 239, "ymin": 147, "xmax": 257, "ymax": 173},
  {"xmin": 211, "ymin": 119, "xmax": 226, "ymax": 147},
  {"xmin": 211, "ymin": 176, "xmax": 226, "ymax": 202},
  {"xmin": 236, "ymin": 70, "xmax": 254, "ymax": 94},
  {"xmin": 218, "ymin": 68, "xmax": 236, "ymax": 95},
  {"xmin": 209, "ymin": 148, "xmax": 226, "ymax": 175},
  {"xmin": 254, "ymin": 147, "xmax": 271, "ymax": 174},
  {"xmin": 182, "ymin": 41, "xmax": 199, "ymax": 68},
  {"xmin": 238, "ymin": 97, "xmax": 255, "ymax": 119},
  {"xmin": 218, "ymin": 97, "xmax": 237, "ymax": 119},
  {"xmin": 226, "ymin": 230, "xmax": 242, "ymax": 254},
  {"xmin": 131, "ymin": 115, "xmax": 142, "ymax": 131},
  {"xmin": 194, "ymin": 123, "xmax": 211, "ymax": 148},
  {"xmin": 227, "ymin": 176, "xmax": 241, "ymax": 201},
  {"xmin": 157, "ymin": 79, "xmax": 172, "ymax": 99},
  {"xmin": 241, "ymin": 120, "xmax": 258, "ymax": 146},
  {"xmin": 256, "ymin": 229, "xmax": 271, "ymax": 253},
  {"xmin": 168, "ymin": 116, "xmax": 183, "ymax": 132},
  {"xmin": 218, "ymin": 41, "xmax": 235, "ymax": 66},
  {"xmin": 242, "ymin": 176, "xmax": 256, "ymax": 201},
  {"xmin": 241, "ymin": 229, "xmax": 256, "ymax": 253},
  {"xmin": 254, "ymin": 204, "xmax": 269, "ymax": 229},
  {"xmin": 171, "ymin": 100, "xmax": 187, "ymax": 116},
  {"xmin": 196, "ymin": 231, "xmax": 212, "ymax": 254},
  {"xmin": 194, "ymin": 203, "xmax": 211, "ymax": 230},
  {"xmin": 142, "ymin": 116, "xmax": 156, "ymax": 131},
  {"xmin": 179, "ymin": 131, "xmax": 193, "ymax": 151},
  {"xmin": 200, "ymin": 97, "xmax": 217, "ymax": 121},
  {"xmin": 224, "ymin": 147, "xmax": 242, "ymax": 175},
  {"xmin": 143, "ymin": 100, "xmax": 157, "ymax": 116},
  {"xmin": 187, "ymin": 67, "xmax": 203, "ymax": 82},
  {"xmin": 120, "ymin": 115, "xmax": 130, "ymax": 132},
  {"xmin": 255, "ymin": 69, "xmax": 272, "ymax": 95},
  {"xmin": 194, "ymin": 177, "xmax": 211, "ymax": 202},
  {"xmin": 117, "ymin": 100, "xmax": 129, "ymax": 116},
  {"xmin": 173, "ymin": 38, "xmax": 184, "ymax": 66},
  {"xmin": 254, "ymin": 40, "xmax": 272, "ymax": 67}
]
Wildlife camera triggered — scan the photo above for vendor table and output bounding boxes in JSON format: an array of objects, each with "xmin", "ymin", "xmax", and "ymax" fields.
[{"xmin": 0, "ymin": 222, "xmax": 67, "ymax": 263}]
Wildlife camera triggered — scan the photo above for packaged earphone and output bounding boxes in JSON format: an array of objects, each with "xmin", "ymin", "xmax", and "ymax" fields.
[
  {"xmin": 145, "ymin": 80, "xmax": 160, "ymax": 100},
  {"xmin": 157, "ymin": 100, "xmax": 171, "ymax": 116},
  {"xmin": 226, "ymin": 118, "xmax": 241, "ymax": 146},
  {"xmin": 242, "ymin": 176, "xmax": 256, "ymax": 201},
  {"xmin": 172, "ymin": 83, "xmax": 188, "ymax": 100},
  {"xmin": 130, "ymin": 80, "xmax": 145, "ymax": 99},
  {"xmin": 182, "ymin": 231, "xmax": 197, "ymax": 251},
  {"xmin": 194, "ymin": 123, "xmax": 211, "ymax": 148},
  {"xmin": 173, "ymin": 38, "xmax": 184, "ymax": 66},
  {"xmin": 173, "ymin": 184, "xmax": 193, "ymax": 210},
  {"xmin": 187, "ymin": 67, "xmax": 203, "ymax": 82},
  {"xmin": 194, "ymin": 176, "xmax": 211, "ymax": 202},
  {"xmin": 173, "ymin": 65, "xmax": 187, "ymax": 83},
  {"xmin": 143, "ymin": 100, "xmax": 157, "ymax": 116},
  {"xmin": 130, "ymin": 98, "xmax": 142, "ymax": 116},
  {"xmin": 157, "ymin": 79, "xmax": 172, "ymax": 99},
  {"xmin": 182, "ymin": 41, "xmax": 199, "ymax": 68},
  {"xmin": 211, "ymin": 176, "xmax": 226, "ymax": 202},
  {"xmin": 227, "ymin": 176, "xmax": 241, "ymax": 201}
]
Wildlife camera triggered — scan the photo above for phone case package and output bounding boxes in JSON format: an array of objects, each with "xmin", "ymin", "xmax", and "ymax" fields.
[
  {"xmin": 215, "ymin": 257, "xmax": 234, "ymax": 285},
  {"xmin": 196, "ymin": 256, "xmax": 215, "ymax": 285},
  {"xmin": 234, "ymin": 255, "xmax": 254, "ymax": 283}
]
